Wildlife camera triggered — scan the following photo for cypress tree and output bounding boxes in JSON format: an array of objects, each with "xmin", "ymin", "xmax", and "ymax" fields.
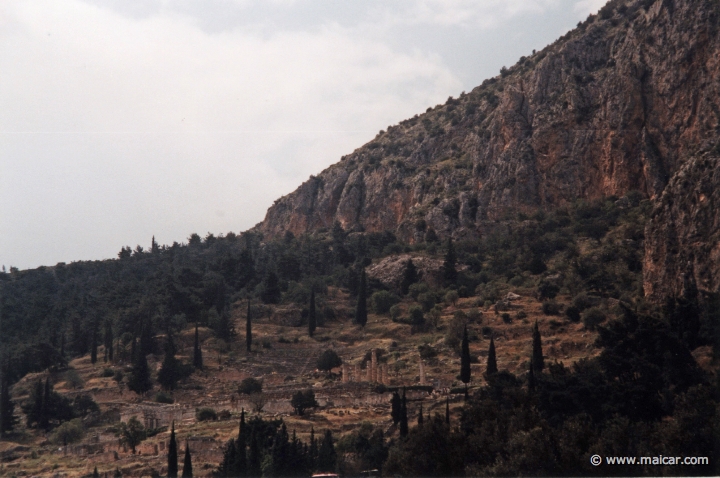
[
  {"xmin": 93, "ymin": 466, "xmax": 99, "ymax": 478},
  {"xmin": 128, "ymin": 346, "xmax": 152, "ymax": 396},
  {"xmin": 445, "ymin": 397, "xmax": 450, "ymax": 425},
  {"xmin": 308, "ymin": 289, "xmax": 317, "ymax": 337},
  {"xmin": 417, "ymin": 403, "xmax": 424, "ymax": 426},
  {"xmin": 215, "ymin": 308, "xmax": 234, "ymax": 342},
  {"xmin": 390, "ymin": 391, "xmax": 401, "ymax": 425},
  {"xmin": 140, "ymin": 318, "xmax": 154, "ymax": 357},
  {"xmin": 399, "ymin": 388, "xmax": 408, "ymax": 437},
  {"xmin": 130, "ymin": 336, "xmax": 137, "ymax": 365},
  {"xmin": 104, "ymin": 321, "xmax": 114, "ymax": 363},
  {"xmin": 0, "ymin": 368, "xmax": 17, "ymax": 436},
  {"xmin": 532, "ymin": 321, "xmax": 544, "ymax": 373},
  {"xmin": 247, "ymin": 428, "xmax": 262, "ymax": 477},
  {"xmin": 193, "ymin": 324, "xmax": 203, "ymax": 370},
  {"xmin": 29, "ymin": 380, "xmax": 43, "ymax": 429},
  {"xmin": 246, "ymin": 300, "xmax": 253, "ymax": 353},
  {"xmin": 40, "ymin": 378, "xmax": 51, "ymax": 430},
  {"xmin": 234, "ymin": 429, "xmax": 247, "ymax": 477},
  {"xmin": 528, "ymin": 357, "xmax": 537, "ymax": 393},
  {"xmin": 443, "ymin": 238, "xmax": 458, "ymax": 285},
  {"xmin": 400, "ymin": 259, "xmax": 419, "ymax": 295},
  {"xmin": 158, "ymin": 333, "xmax": 179, "ymax": 390},
  {"xmin": 168, "ymin": 422, "xmax": 178, "ymax": 478},
  {"xmin": 309, "ymin": 427, "xmax": 318, "ymax": 471},
  {"xmin": 217, "ymin": 438, "xmax": 237, "ymax": 477},
  {"xmin": 355, "ymin": 269, "xmax": 368, "ymax": 327},
  {"xmin": 486, "ymin": 336, "xmax": 498, "ymax": 377},
  {"xmin": 182, "ymin": 441, "xmax": 193, "ymax": 478},
  {"xmin": 460, "ymin": 326, "xmax": 471, "ymax": 386},
  {"xmin": 90, "ymin": 323, "xmax": 98, "ymax": 365},
  {"xmin": 317, "ymin": 430, "xmax": 337, "ymax": 473}
]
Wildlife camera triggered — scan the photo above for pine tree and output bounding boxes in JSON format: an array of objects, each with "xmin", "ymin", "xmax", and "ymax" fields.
[
  {"xmin": 193, "ymin": 324, "xmax": 203, "ymax": 370},
  {"xmin": 0, "ymin": 368, "xmax": 17, "ymax": 436},
  {"xmin": 443, "ymin": 238, "xmax": 458, "ymax": 285},
  {"xmin": 417, "ymin": 403, "xmax": 424, "ymax": 426},
  {"xmin": 158, "ymin": 333, "xmax": 179, "ymax": 391},
  {"xmin": 528, "ymin": 357, "xmax": 536, "ymax": 393},
  {"xmin": 399, "ymin": 389, "xmax": 409, "ymax": 437},
  {"xmin": 246, "ymin": 300, "xmax": 253, "ymax": 353},
  {"xmin": 260, "ymin": 270, "xmax": 281, "ymax": 304},
  {"xmin": 151, "ymin": 235, "xmax": 160, "ymax": 254},
  {"xmin": 217, "ymin": 438, "xmax": 237, "ymax": 477},
  {"xmin": 182, "ymin": 441, "xmax": 193, "ymax": 478},
  {"xmin": 40, "ymin": 378, "xmax": 51, "ymax": 430},
  {"xmin": 28, "ymin": 380, "xmax": 44, "ymax": 429},
  {"xmin": 400, "ymin": 259, "xmax": 419, "ymax": 295},
  {"xmin": 308, "ymin": 289, "xmax": 317, "ymax": 337},
  {"xmin": 486, "ymin": 336, "xmax": 498, "ymax": 377},
  {"xmin": 309, "ymin": 427, "xmax": 318, "ymax": 472},
  {"xmin": 139, "ymin": 319, "xmax": 154, "ymax": 357},
  {"xmin": 234, "ymin": 421, "xmax": 247, "ymax": 477},
  {"xmin": 128, "ymin": 347, "xmax": 152, "ymax": 396},
  {"xmin": 390, "ymin": 391, "xmax": 401, "ymax": 425},
  {"xmin": 532, "ymin": 320, "xmax": 544, "ymax": 373},
  {"xmin": 355, "ymin": 269, "xmax": 368, "ymax": 327},
  {"xmin": 168, "ymin": 422, "xmax": 178, "ymax": 478},
  {"xmin": 460, "ymin": 326, "xmax": 471, "ymax": 387},
  {"xmin": 90, "ymin": 322, "xmax": 98, "ymax": 365},
  {"xmin": 247, "ymin": 428, "xmax": 262, "ymax": 477}
]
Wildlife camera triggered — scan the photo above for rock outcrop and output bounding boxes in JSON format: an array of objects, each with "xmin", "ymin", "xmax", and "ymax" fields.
[
  {"xmin": 258, "ymin": 0, "xmax": 720, "ymax": 301},
  {"xmin": 644, "ymin": 152, "xmax": 720, "ymax": 301}
]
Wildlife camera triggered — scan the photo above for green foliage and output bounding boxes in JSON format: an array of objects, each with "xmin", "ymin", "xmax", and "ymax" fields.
[
  {"xmin": 389, "ymin": 304, "xmax": 402, "ymax": 321},
  {"xmin": 370, "ymin": 290, "xmax": 400, "ymax": 315},
  {"xmin": 316, "ymin": 350, "xmax": 342, "ymax": 371},
  {"xmin": 128, "ymin": 349, "xmax": 153, "ymax": 396},
  {"xmin": 582, "ymin": 307, "xmax": 606, "ymax": 330},
  {"xmin": 408, "ymin": 306, "xmax": 425, "ymax": 326},
  {"xmin": 118, "ymin": 416, "xmax": 147, "ymax": 454},
  {"xmin": 291, "ymin": 390, "xmax": 318, "ymax": 416},
  {"xmin": 51, "ymin": 418, "xmax": 84, "ymax": 445},
  {"xmin": 238, "ymin": 377, "xmax": 263, "ymax": 395},
  {"xmin": 155, "ymin": 392, "xmax": 174, "ymax": 404},
  {"xmin": 541, "ymin": 300, "xmax": 561, "ymax": 315},
  {"xmin": 196, "ymin": 408, "xmax": 218, "ymax": 422}
]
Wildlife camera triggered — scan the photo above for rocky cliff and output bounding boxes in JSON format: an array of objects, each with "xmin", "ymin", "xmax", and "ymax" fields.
[{"xmin": 259, "ymin": 0, "xmax": 720, "ymax": 300}]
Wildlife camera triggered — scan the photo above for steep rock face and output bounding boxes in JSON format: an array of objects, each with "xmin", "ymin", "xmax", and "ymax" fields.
[
  {"xmin": 258, "ymin": 0, "xmax": 720, "ymax": 300},
  {"xmin": 644, "ymin": 152, "xmax": 720, "ymax": 301}
]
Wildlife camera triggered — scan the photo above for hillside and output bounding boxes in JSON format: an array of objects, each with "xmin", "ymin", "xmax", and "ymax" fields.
[
  {"xmin": 2, "ymin": 0, "xmax": 720, "ymax": 476},
  {"xmin": 259, "ymin": 0, "xmax": 720, "ymax": 301}
]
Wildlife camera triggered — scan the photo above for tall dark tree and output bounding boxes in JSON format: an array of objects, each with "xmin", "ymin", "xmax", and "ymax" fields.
[
  {"xmin": 246, "ymin": 300, "xmax": 253, "ymax": 353},
  {"xmin": 193, "ymin": 324, "xmax": 203, "ymax": 370},
  {"xmin": 445, "ymin": 397, "xmax": 450, "ymax": 425},
  {"xmin": 40, "ymin": 378, "xmax": 51, "ymax": 429},
  {"xmin": 215, "ymin": 308, "xmax": 235, "ymax": 342},
  {"xmin": 390, "ymin": 391, "xmax": 402, "ymax": 425},
  {"xmin": 168, "ymin": 422, "xmax": 178, "ymax": 478},
  {"xmin": 235, "ymin": 410, "xmax": 247, "ymax": 476},
  {"xmin": 0, "ymin": 368, "xmax": 17, "ymax": 436},
  {"xmin": 217, "ymin": 438, "xmax": 238, "ymax": 477},
  {"xmin": 247, "ymin": 428, "xmax": 262, "ymax": 477},
  {"xmin": 260, "ymin": 270, "xmax": 282, "ymax": 304},
  {"xmin": 151, "ymin": 235, "xmax": 160, "ymax": 254},
  {"xmin": 417, "ymin": 403, "xmax": 424, "ymax": 426},
  {"xmin": 532, "ymin": 320, "xmax": 544, "ymax": 373},
  {"xmin": 128, "ymin": 346, "xmax": 152, "ymax": 396},
  {"xmin": 355, "ymin": 268, "xmax": 368, "ymax": 327},
  {"xmin": 486, "ymin": 336, "xmax": 498, "ymax": 377},
  {"xmin": 442, "ymin": 238, "xmax": 458, "ymax": 285},
  {"xmin": 399, "ymin": 389, "xmax": 409, "ymax": 437},
  {"xmin": 182, "ymin": 441, "xmax": 193, "ymax": 478},
  {"xmin": 460, "ymin": 326, "xmax": 471, "ymax": 388},
  {"xmin": 317, "ymin": 430, "xmax": 337, "ymax": 473},
  {"xmin": 104, "ymin": 320, "xmax": 114, "ymax": 363},
  {"xmin": 90, "ymin": 322, "xmax": 98, "ymax": 365},
  {"xmin": 93, "ymin": 466, "xmax": 99, "ymax": 478},
  {"xmin": 400, "ymin": 259, "xmax": 419, "ymax": 295},
  {"xmin": 158, "ymin": 333, "xmax": 179, "ymax": 390},
  {"xmin": 308, "ymin": 289, "xmax": 317, "ymax": 337},
  {"xmin": 139, "ymin": 319, "xmax": 155, "ymax": 357},
  {"xmin": 309, "ymin": 427, "xmax": 318, "ymax": 472},
  {"xmin": 528, "ymin": 357, "xmax": 536, "ymax": 393}
]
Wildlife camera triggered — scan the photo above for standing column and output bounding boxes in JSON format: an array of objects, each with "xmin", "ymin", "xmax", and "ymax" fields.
[
  {"xmin": 342, "ymin": 363, "xmax": 349, "ymax": 383},
  {"xmin": 419, "ymin": 359, "xmax": 426, "ymax": 385}
]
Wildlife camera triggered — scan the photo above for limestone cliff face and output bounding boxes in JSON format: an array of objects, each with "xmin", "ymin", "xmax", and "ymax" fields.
[
  {"xmin": 644, "ymin": 152, "xmax": 720, "ymax": 301},
  {"xmin": 259, "ymin": 0, "xmax": 720, "ymax": 299}
]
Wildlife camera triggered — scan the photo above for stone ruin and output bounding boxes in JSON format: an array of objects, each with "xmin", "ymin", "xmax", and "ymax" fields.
[
  {"xmin": 120, "ymin": 402, "xmax": 193, "ymax": 429},
  {"xmin": 341, "ymin": 349, "xmax": 421, "ymax": 386}
]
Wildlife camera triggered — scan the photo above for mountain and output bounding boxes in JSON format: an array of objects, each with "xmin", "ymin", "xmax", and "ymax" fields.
[{"xmin": 260, "ymin": 0, "xmax": 720, "ymax": 301}]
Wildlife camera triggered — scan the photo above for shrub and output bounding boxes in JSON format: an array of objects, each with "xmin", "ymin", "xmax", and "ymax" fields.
[
  {"xmin": 51, "ymin": 418, "xmax": 84, "ymax": 445},
  {"xmin": 113, "ymin": 370, "xmax": 124, "ymax": 382},
  {"xmin": 196, "ymin": 408, "xmax": 218, "ymax": 422},
  {"xmin": 389, "ymin": 304, "xmax": 402, "ymax": 321},
  {"xmin": 408, "ymin": 282, "xmax": 429, "ymax": 300},
  {"xmin": 238, "ymin": 377, "xmax": 263, "ymax": 395},
  {"xmin": 409, "ymin": 306, "xmax": 425, "ymax": 326},
  {"xmin": 101, "ymin": 368, "xmax": 115, "ymax": 378},
  {"xmin": 444, "ymin": 290, "xmax": 459, "ymax": 306},
  {"xmin": 418, "ymin": 292, "xmax": 436, "ymax": 312},
  {"xmin": 291, "ymin": 390, "xmax": 318, "ymax": 416},
  {"xmin": 418, "ymin": 344, "xmax": 437, "ymax": 360},
  {"xmin": 582, "ymin": 307, "xmax": 606, "ymax": 330},
  {"xmin": 371, "ymin": 291, "xmax": 400, "ymax": 315},
  {"xmin": 542, "ymin": 300, "xmax": 561, "ymax": 315},
  {"xmin": 516, "ymin": 310, "xmax": 527, "ymax": 320},
  {"xmin": 565, "ymin": 305, "xmax": 581, "ymax": 322},
  {"xmin": 218, "ymin": 409, "xmax": 232, "ymax": 420},
  {"xmin": 72, "ymin": 395, "xmax": 99, "ymax": 416},
  {"xmin": 317, "ymin": 349, "xmax": 343, "ymax": 371},
  {"xmin": 537, "ymin": 282, "xmax": 560, "ymax": 300},
  {"xmin": 155, "ymin": 392, "xmax": 174, "ymax": 404},
  {"xmin": 501, "ymin": 313, "xmax": 512, "ymax": 324},
  {"xmin": 572, "ymin": 292, "xmax": 594, "ymax": 312}
]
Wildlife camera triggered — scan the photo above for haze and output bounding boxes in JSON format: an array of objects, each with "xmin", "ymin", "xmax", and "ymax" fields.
[{"xmin": 0, "ymin": 0, "xmax": 606, "ymax": 270}]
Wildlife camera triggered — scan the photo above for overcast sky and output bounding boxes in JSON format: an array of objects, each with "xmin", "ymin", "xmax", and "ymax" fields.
[{"xmin": 1, "ymin": 0, "xmax": 607, "ymax": 270}]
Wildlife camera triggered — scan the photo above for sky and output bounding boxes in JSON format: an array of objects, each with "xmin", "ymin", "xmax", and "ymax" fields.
[{"xmin": 1, "ymin": 0, "xmax": 607, "ymax": 270}]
